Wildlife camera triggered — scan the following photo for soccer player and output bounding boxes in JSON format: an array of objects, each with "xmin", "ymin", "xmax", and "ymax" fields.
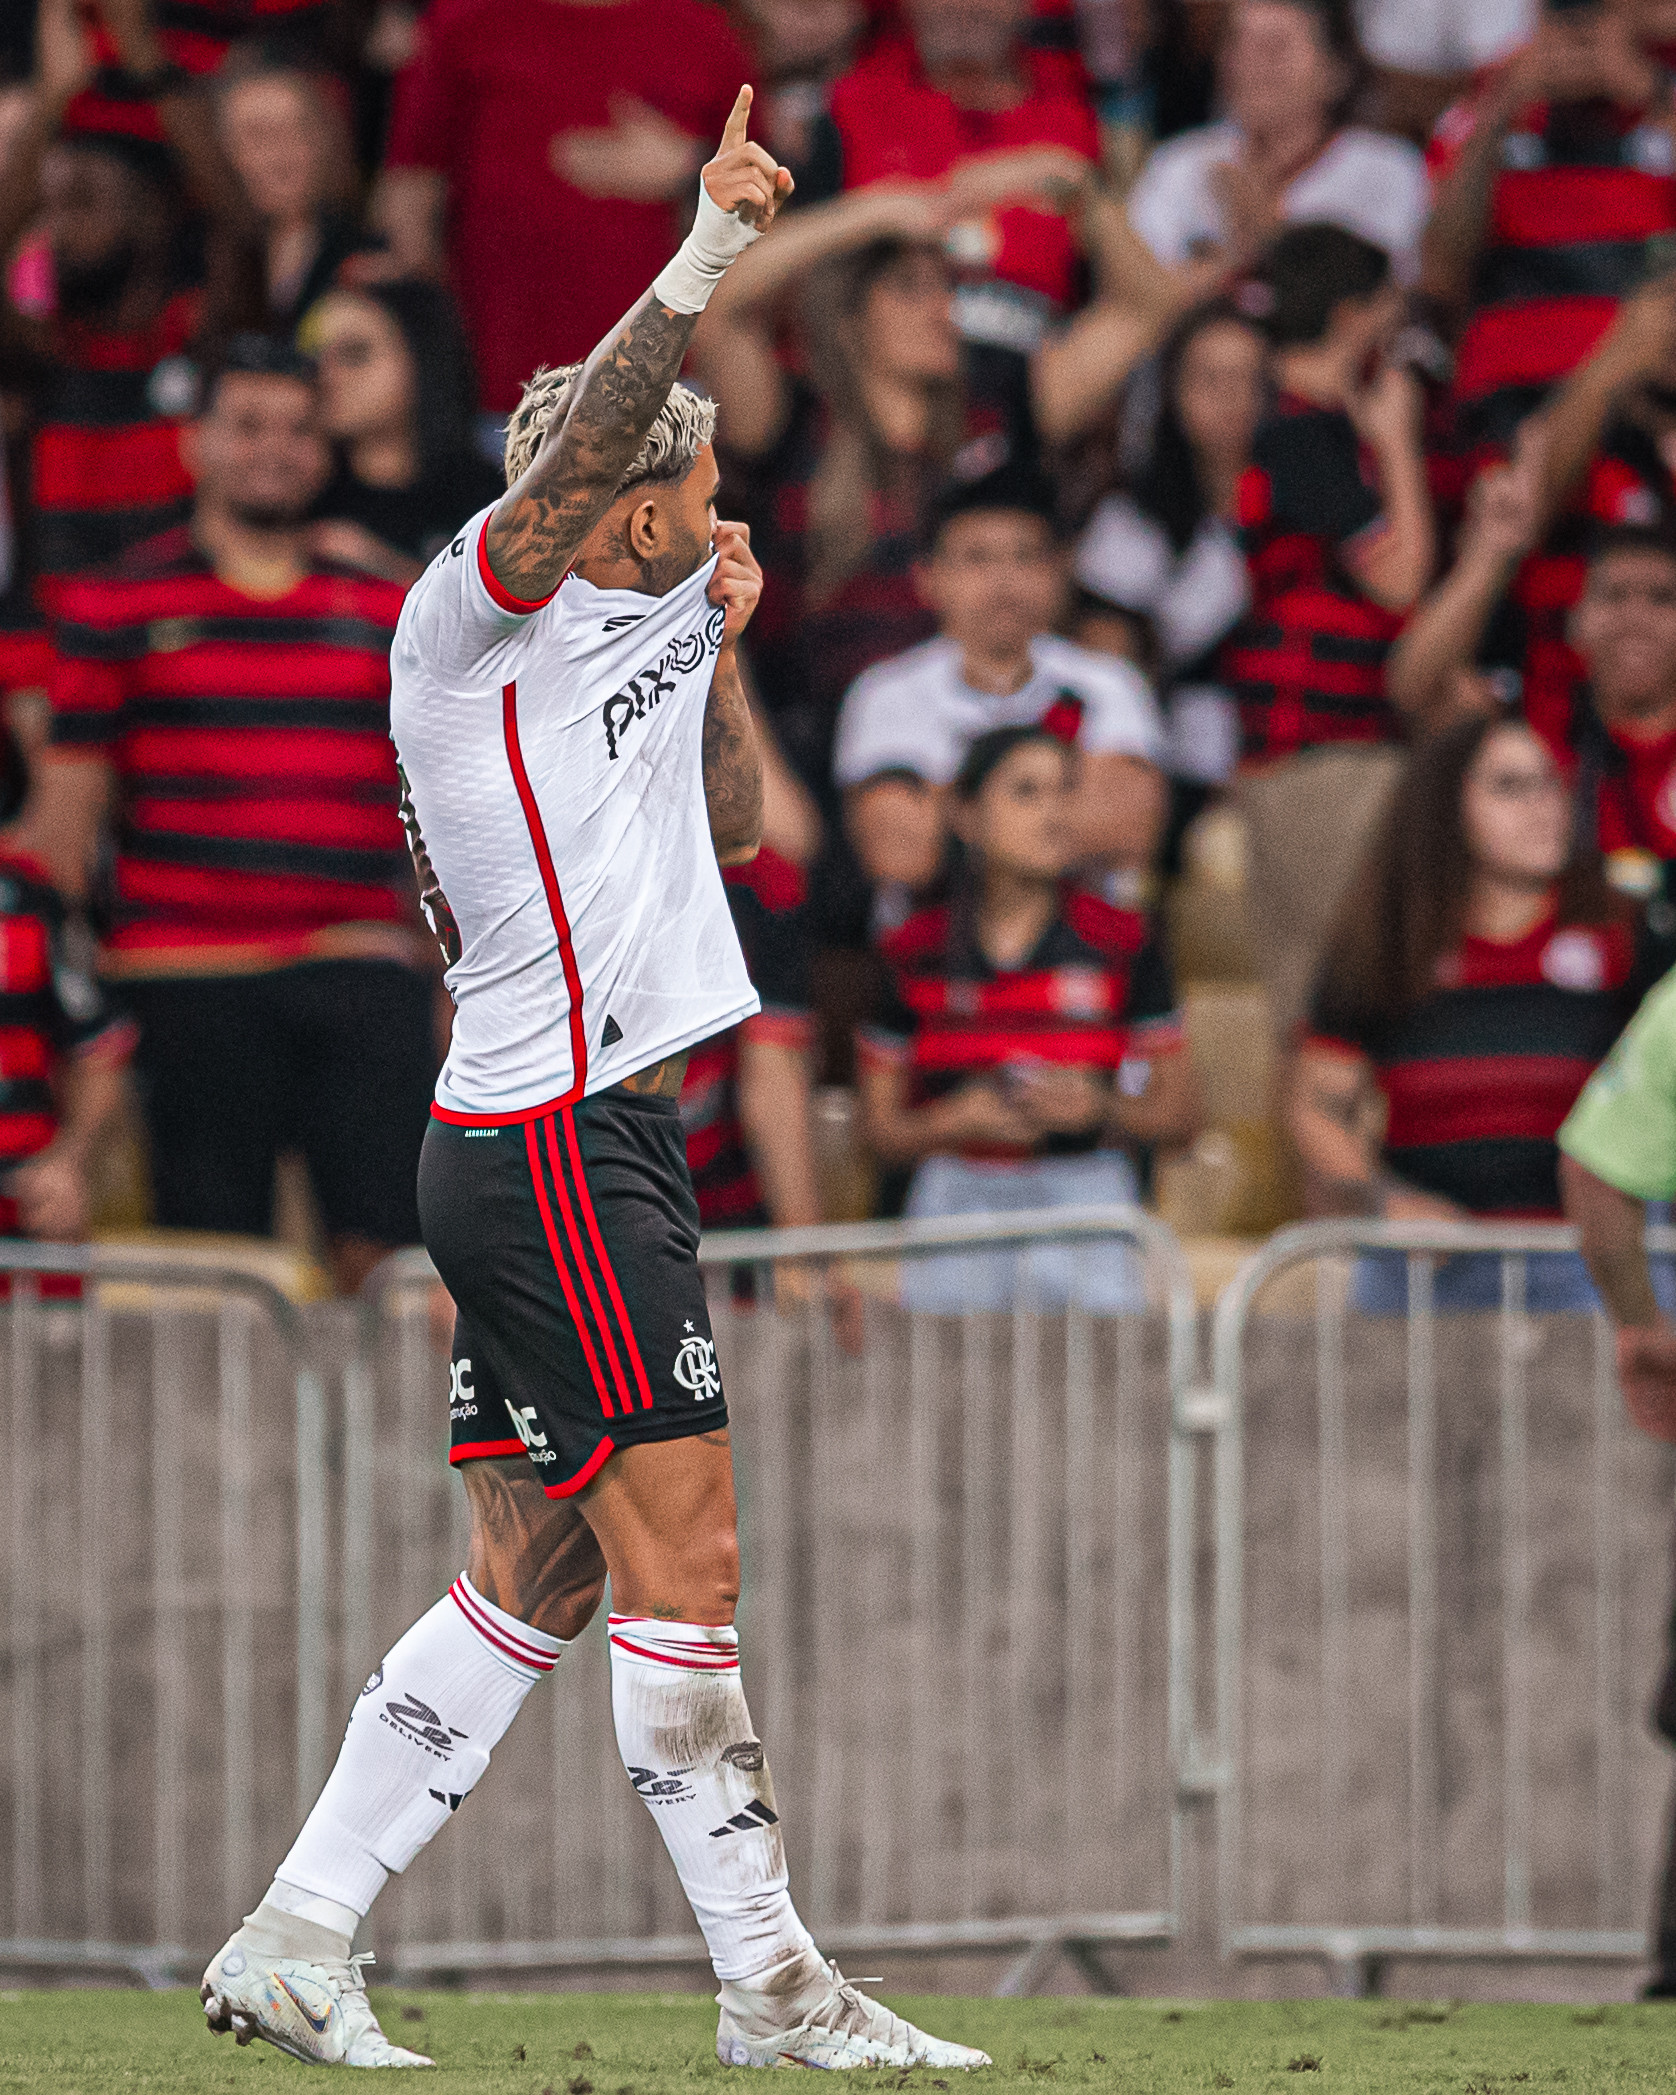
[{"xmin": 198, "ymin": 89, "xmax": 990, "ymax": 2075}]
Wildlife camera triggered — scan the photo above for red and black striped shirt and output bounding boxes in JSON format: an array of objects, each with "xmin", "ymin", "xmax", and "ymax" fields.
[
  {"xmin": 0, "ymin": 849, "xmax": 134, "ymax": 1231},
  {"xmin": 1428, "ymin": 93, "xmax": 1676, "ymax": 444},
  {"xmin": 1226, "ymin": 395, "xmax": 1405, "ymax": 762},
  {"xmin": 680, "ymin": 846, "xmax": 813, "ymax": 1229},
  {"xmin": 66, "ymin": 0, "xmax": 337, "ymax": 144},
  {"xmin": 1306, "ymin": 907, "xmax": 1636, "ymax": 1217},
  {"xmin": 862, "ymin": 886, "xmax": 1183, "ymax": 1161},
  {"xmin": 49, "ymin": 529, "xmax": 412, "ymax": 972},
  {"xmin": 31, "ymin": 296, "xmax": 200, "ymax": 619}
]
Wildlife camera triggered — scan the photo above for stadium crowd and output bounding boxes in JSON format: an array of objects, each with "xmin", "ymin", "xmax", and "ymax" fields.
[{"xmin": 4, "ymin": 0, "xmax": 1676, "ymax": 1307}]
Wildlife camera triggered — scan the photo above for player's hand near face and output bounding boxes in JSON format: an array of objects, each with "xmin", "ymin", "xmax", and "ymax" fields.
[
  {"xmin": 709, "ymin": 520, "xmax": 763, "ymax": 643},
  {"xmin": 702, "ymin": 86, "xmax": 793, "ymax": 234}
]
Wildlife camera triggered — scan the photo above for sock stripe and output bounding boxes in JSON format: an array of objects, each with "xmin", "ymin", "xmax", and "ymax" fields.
[
  {"xmin": 608, "ymin": 1630, "xmax": 739, "ymax": 1671},
  {"xmin": 449, "ymin": 1578, "xmax": 559, "ymax": 1674}
]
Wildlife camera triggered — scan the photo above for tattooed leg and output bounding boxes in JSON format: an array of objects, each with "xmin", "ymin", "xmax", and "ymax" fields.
[{"xmin": 461, "ymin": 1454, "xmax": 609, "ymax": 1639}]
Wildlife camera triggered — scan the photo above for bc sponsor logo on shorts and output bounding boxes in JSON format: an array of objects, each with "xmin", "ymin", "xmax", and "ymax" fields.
[
  {"xmin": 505, "ymin": 1398, "xmax": 556, "ymax": 1463},
  {"xmin": 448, "ymin": 1357, "xmax": 477, "ymax": 1421},
  {"xmin": 673, "ymin": 1324, "xmax": 721, "ymax": 1402}
]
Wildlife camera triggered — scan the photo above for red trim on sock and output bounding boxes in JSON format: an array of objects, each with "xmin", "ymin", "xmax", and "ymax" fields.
[
  {"xmin": 526, "ymin": 1118, "xmax": 615, "ymax": 1420},
  {"xmin": 449, "ymin": 1578, "xmax": 559, "ymax": 1672},
  {"xmin": 608, "ymin": 1631, "xmax": 739, "ymax": 1671}
]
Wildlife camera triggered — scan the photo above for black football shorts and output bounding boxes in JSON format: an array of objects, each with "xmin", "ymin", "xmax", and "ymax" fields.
[{"xmin": 418, "ymin": 1087, "xmax": 728, "ymax": 1497}]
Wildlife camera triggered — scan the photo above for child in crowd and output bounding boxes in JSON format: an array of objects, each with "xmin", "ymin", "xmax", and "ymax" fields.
[{"xmin": 858, "ymin": 725, "xmax": 1199, "ymax": 1310}]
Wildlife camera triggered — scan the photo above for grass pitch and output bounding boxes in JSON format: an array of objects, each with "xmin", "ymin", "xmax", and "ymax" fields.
[{"xmin": 8, "ymin": 1991, "xmax": 1676, "ymax": 2094}]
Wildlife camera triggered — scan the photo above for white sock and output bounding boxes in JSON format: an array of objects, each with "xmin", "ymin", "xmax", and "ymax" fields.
[
  {"xmin": 609, "ymin": 1614, "xmax": 817, "ymax": 1984},
  {"xmin": 273, "ymin": 1575, "xmax": 564, "ymax": 1921}
]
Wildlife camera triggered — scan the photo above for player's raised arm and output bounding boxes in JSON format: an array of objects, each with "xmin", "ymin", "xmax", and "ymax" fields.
[{"xmin": 482, "ymin": 86, "xmax": 792, "ymax": 605}]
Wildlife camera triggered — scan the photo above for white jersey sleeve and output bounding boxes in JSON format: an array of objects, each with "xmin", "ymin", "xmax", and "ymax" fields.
[{"xmin": 399, "ymin": 504, "xmax": 560, "ymax": 687}]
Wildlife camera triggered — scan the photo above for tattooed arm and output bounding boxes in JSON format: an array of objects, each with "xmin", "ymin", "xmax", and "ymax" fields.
[
  {"xmin": 702, "ymin": 519, "xmax": 765, "ymax": 862},
  {"xmin": 704, "ymin": 647, "xmax": 763, "ymax": 864},
  {"xmin": 482, "ymin": 87, "xmax": 792, "ymax": 605}
]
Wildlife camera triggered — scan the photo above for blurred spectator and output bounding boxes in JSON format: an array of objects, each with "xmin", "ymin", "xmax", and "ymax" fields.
[
  {"xmin": 375, "ymin": 0, "xmax": 752, "ymax": 420},
  {"xmin": 64, "ymin": 0, "xmax": 341, "ymax": 146},
  {"xmin": 1292, "ymin": 712, "xmax": 1636, "ymax": 1310},
  {"xmin": 1424, "ymin": 0, "xmax": 1676, "ymax": 450},
  {"xmin": 821, "ymin": 0, "xmax": 1101, "ymax": 345},
  {"xmin": 1127, "ymin": 0, "xmax": 1429, "ymax": 284},
  {"xmin": 1073, "ymin": 297, "xmax": 1264, "ymax": 839},
  {"xmin": 681, "ymin": 845, "xmax": 822, "ymax": 1229},
  {"xmin": 1356, "ymin": 0, "xmax": 1534, "ymax": 141},
  {"xmin": 857, "ymin": 724, "xmax": 1199, "ymax": 1309},
  {"xmin": 1499, "ymin": 273, "xmax": 1676, "ymax": 749},
  {"xmin": 693, "ymin": 184, "xmax": 1038, "ymax": 793},
  {"xmin": 0, "ymin": 0, "xmax": 261, "ymax": 619},
  {"xmin": 0, "ymin": 722, "xmax": 133, "ymax": 1246},
  {"xmin": 1566, "ymin": 525, "xmax": 1676, "ymax": 973},
  {"xmin": 1385, "ymin": 428, "xmax": 1545, "ymax": 733},
  {"xmin": 304, "ymin": 279, "xmax": 501, "ymax": 579},
  {"xmin": 213, "ymin": 50, "xmax": 368, "ymax": 336},
  {"xmin": 26, "ymin": 337, "xmax": 432, "ymax": 1291},
  {"xmin": 833, "ymin": 468, "xmax": 1167, "ymax": 908},
  {"xmin": 1225, "ymin": 223, "xmax": 1434, "ymax": 1042},
  {"xmin": 742, "ymin": 0, "xmax": 864, "ymax": 191}
]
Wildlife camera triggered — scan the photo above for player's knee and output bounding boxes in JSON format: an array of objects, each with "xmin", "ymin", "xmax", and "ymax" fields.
[{"xmin": 690, "ymin": 1514, "xmax": 740, "ymax": 1618}]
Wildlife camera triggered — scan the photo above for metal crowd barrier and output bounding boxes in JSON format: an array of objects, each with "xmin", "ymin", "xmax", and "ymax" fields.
[
  {"xmin": 0, "ymin": 1239, "xmax": 330, "ymax": 1988},
  {"xmin": 359, "ymin": 1207, "xmax": 1225, "ymax": 1995},
  {"xmin": 1212, "ymin": 1218, "xmax": 1676, "ymax": 1996},
  {"xmin": 8, "ymin": 1214, "xmax": 1676, "ymax": 1999}
]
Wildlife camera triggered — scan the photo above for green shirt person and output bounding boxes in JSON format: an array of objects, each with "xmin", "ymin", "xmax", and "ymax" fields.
[{"xmin": 1560, "ymin": 966, "xmax": 1676, "ymax": 1438}]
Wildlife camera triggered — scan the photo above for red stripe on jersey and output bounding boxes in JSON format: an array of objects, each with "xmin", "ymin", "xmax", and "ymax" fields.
[
  {"xmin": 477, "ymin": 515, "xmax": 559, "ymax": 614},
  {"xmin": 32, "ymin": 421, "xmax": 191, "ymax": 512},
  {"xmin": 541, "ymin": 1113, "xmax": 637, "ymax": 1420},
  {"xmin": 1382, "ymin": 1053, "xmax": 1597, "ymax": 1149},
  {"xmin": 524, "ymin": 1118, "xmax": 616, "ymax": 1421},
  {"xmin": 559, "ymin": 1106, "xmax": 655, "ymax": 1412},
  {"xmin": 911, "ymin": 1026, "xmax": 1135, "ymax": 1070},
  {"xmin": 1454, "ymin": 297, "xmax": 1618, "ymax": 402},
  {"xmin": 502, "ymin": 681, "xmax": 587, "ymax": 1102},
  {"xmin": 1489, "ymin": 164, "xmax": 1673, "ymax": 245}
]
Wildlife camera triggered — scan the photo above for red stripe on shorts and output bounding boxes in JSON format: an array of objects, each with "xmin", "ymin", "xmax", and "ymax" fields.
[{"xmin": 524, "ymin": 1118, "xmax": 616, "ymax": 1422}]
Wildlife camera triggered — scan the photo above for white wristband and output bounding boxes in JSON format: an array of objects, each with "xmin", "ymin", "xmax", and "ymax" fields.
[{"xmin": 652, "ymin": 175, "xmax": 765, "ymax": 314}]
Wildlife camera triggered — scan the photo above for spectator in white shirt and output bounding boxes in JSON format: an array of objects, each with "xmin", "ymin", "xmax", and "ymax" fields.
[
  {"xmin": 1074, "ymin": 298, "xmax": 1265, "ymax": 817},
  {"xmin": 834, "ymin": 465, "xmax": 1167, "ymax": 907},
  {"xmin": 1127, "ymin": 0, "xmax": 1430, "ymax": 285}
]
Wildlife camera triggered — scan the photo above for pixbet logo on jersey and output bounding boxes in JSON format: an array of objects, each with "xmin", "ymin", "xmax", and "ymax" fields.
[{"xmin": 601, "ymin": 606, "xmax": 726, "ymax": 760}]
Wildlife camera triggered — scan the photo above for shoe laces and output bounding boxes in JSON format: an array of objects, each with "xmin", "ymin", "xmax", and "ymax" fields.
[
  {"xmin": 317, "ymin": 1951, "xmax": 377, "ymax": 2004},
  {"xmin": 824, "ymin": 1963, "xmax": 909, "ymax": 2048}
]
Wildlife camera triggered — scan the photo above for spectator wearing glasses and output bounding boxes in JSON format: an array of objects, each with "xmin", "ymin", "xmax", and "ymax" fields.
[
  {"xmin": 26, "ymin": 337, "xmax": 433, "ymax": 1292},
  {"xmin": 859, "ymin": 725, "xmax": 1199, "ymax": 1311},
  {"xmin": 1293, "ymin": 714, "xmax": 1637, "ymax": 1311},
  {"xmin": 305, "ymin": 279, "xmax": 503, "ymax": 583},
  {"xmin": 1127, "ymin": 0, "xmax": 1429, "ymax": 285}
]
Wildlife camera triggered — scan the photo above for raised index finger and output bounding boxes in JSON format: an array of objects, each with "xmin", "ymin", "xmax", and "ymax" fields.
[{"xmin": 720, "ymin": 84, "xmax": 752, "ymax": 152}]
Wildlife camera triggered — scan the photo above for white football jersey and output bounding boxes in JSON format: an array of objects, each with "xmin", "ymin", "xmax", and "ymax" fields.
[{"xmin": 390, "ymin": 506, "xmax": 758, "ymax": 1121}]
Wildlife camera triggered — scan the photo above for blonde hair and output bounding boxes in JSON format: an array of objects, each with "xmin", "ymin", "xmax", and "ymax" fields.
[{"xmin": 503, "ymin": 366, "xmax": 718, "ymax": 491}]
